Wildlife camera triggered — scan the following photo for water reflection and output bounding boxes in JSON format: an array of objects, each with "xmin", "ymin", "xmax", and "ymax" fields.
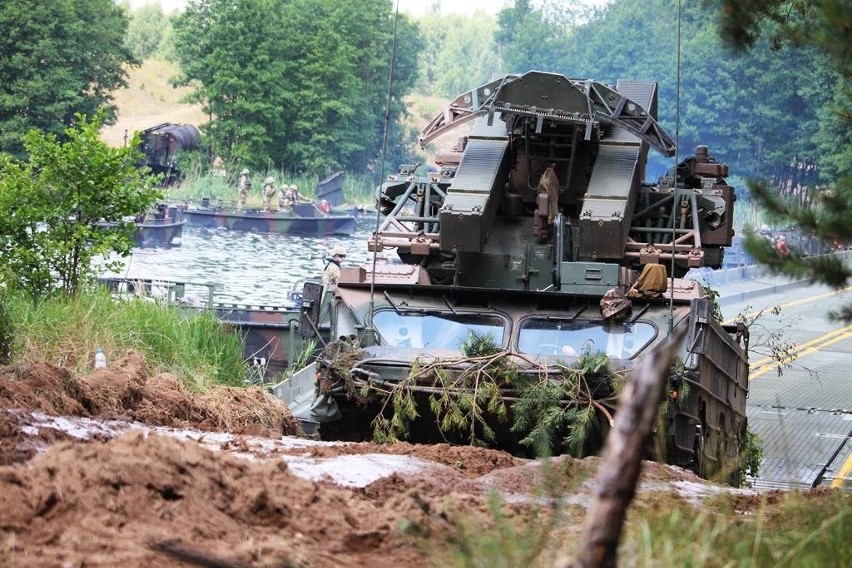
[{"xmin": 102, "ymin": 218, "xmax": 381, "ymax": 305}]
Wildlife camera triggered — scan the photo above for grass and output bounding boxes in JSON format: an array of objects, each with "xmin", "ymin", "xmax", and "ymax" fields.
[
  {"xmin": 2, "ymin": 286, "xmax": 247, "ymax": 391},
  {"xmin": 101, "ymin": 58, "xmax": 206, "ymax": 148},
  {"xmin": 420, "ymin": 484, "xmax": 851, "ymax": 567},
  {"xmin": 166, "ymin": 158, "xmax": 379, "ymax": 208}
]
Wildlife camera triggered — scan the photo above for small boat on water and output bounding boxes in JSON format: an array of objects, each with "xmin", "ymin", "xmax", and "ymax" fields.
[
  {"xmin": 135, "ymin": 204, "xmax": 186, "ymax": 247},
  {"xmin": 100, "ymin": 204, "xmax": 186, "ymax": 247},
  {"xmin": 183, "ymin": 170, "xmax": 359, "ymax": 236},
  {"xmin": 183, "ymin": 204, "xmax": 358, "ymax": 236}
]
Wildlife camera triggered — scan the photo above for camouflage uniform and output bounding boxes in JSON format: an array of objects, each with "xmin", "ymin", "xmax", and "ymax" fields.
[
  {"xmin": 322, "ymin": 245, "xmax": 347, "ymax": 292},
  {"xmin": 262, "ymin": 176, "xmax": 276, "ymax": 211},
  {"xmin": 279, "ymin": 185, "xmax": 294, "ymax": 213},
  {"xmin": 236, "ymin": 168, "xmax": 251, "ymax": 210}
]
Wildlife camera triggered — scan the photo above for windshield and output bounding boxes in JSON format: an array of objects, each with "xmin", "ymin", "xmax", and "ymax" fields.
[
  {"xmin": 517, "ymin": 318, "xmax": 657, "ymax": 359},
  {"xmin": 374, "ymin": 310, "xmax": 505, "ymax": 350}
]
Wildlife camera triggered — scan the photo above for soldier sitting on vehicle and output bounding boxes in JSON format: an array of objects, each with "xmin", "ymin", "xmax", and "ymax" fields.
[
  {"xmin": 290, "ymin": 184, "xmax": 312, "ymax": 204},
  {"xmin": 236, "ymin": 168, "xmax": 251, "ymax": 210}
]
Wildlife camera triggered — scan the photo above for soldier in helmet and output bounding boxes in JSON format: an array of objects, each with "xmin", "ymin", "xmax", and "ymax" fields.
[
  {"xmin": 279, "ymin": 184, "xmax": 294, "ymax": 213},
  {"xmin": 236, "ymin": 168, "xmax": 251, "ymax": 210},
  {"xmin": 262, "ymin": 176, "xmax": 277, "ymax": 211},
  {"xmin": 322, "ymin": 245, "xmax": 347, "ymax": 292}
]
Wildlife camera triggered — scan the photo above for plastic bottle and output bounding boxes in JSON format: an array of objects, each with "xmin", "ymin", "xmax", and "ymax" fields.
[{"xmin": 94, "ymin": 348, "xmax": 107, "ymax": 369}]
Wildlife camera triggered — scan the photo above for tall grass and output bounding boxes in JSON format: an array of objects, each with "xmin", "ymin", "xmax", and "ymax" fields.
[
  {"xmin": 422, "ymin": 486, "xmax": 851, "ymax": 567},
  {"xmin": 621, "ymin": 489, "xmax": 851, "ymax": 567},
  {"xmin": 3, "ymin": 287, "xmax": 247, "ymax": 391},
  {"xmin": 166, "ymin": 154, "xmax": 380, "ymax": 208}
]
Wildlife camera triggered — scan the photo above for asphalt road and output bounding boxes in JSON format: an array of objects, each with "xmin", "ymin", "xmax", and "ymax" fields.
[{"xmin": 717, "ymin": 279, "xmax": 852, "ymax": 490}]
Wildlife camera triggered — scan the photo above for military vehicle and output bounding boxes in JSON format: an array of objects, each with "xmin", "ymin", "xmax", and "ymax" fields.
[
  {"xmin": 138, "ymin": 123, "xmax": 202, "ymax": 185},
  {"xmin": 184, "ymin": 171, "xmax": 359, "ymax": 236},
  {"xmin": 276, "ymin": 71, "xmax": 750, "ymax": 481}
]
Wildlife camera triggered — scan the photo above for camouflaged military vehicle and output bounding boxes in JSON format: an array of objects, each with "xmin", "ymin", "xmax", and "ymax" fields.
[
  {"xmin": 138, "ymin": 123, "xmax": 202, "ymax": 186},
  {"xmin": 277, "ymin": 71, "xmax": 750, "ymax": 480}
]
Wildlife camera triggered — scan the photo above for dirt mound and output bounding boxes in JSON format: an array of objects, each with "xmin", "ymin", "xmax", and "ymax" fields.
[
  {"xmin": 0, "ymin": 350, "xmax": 744, "ymax": 567},
  {"xmin": 0, "ymin": 350, "xmax": 301, "ymax": 464},
  {"xmin": 0, "ymin": 431, "xmax": 444, "ymax": 567}
]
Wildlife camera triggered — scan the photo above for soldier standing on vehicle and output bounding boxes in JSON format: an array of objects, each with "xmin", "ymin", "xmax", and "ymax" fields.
[
  {"xmin": 262, "ymin": 176, "xmax": 276, "ymax": 211},
  {"xmin": 236, "ymin": 168, "xmax": 251, "ymax": 210},
  {"xmin": 279, "ymin": 184, "xmax": 294, "ymax": 213},
  {"xmin": 322, "ymin": 245, "xmax": 347, "ymax": 292}
]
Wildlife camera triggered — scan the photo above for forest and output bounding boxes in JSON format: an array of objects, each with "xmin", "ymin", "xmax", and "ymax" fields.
[{"xmin": 0, "ymin": 0, "xmax": 848, "ymax": 205}]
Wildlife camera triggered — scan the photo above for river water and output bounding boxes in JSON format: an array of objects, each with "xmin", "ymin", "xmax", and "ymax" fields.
[{"xmin": 101, "ymin": 217, "xmax": 384, "ymax": 306}]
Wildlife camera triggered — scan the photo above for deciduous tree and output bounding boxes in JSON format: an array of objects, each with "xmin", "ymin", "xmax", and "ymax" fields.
[
  {"xmin": 0, "ymin": 113, "xmax": 162, "ymax": 299},
  {"xmin": 710, "ymin": 0, "xmax": 852, "ymax": 322},
  {"xmin": 171, "ymin": 0, "xmax": 421, "ymax": 175},
  {"xmin": 0, "ymin": 0, "xmax": 137, "ymax": 158}
]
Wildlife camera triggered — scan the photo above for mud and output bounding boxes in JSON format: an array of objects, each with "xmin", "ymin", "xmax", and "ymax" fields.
[{"xmin": 0, "ymin": 351, "xmax": 748, "ymax": 567}]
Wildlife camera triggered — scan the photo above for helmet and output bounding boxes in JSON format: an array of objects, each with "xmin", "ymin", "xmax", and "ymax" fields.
[
  {"xmin": 331, "ymin": 245, "xmax": 346, "ymax": 257},
  {"xmin": 264, "ymin": 176, "xmax": 275, "ymax": 184},
  {"xmin": 290, "ymin": 184, "xmax": 298, "ymax": 191},
  {"xmin": 241, "ymin": 168, "xmax": 250, "ymax": 175}
]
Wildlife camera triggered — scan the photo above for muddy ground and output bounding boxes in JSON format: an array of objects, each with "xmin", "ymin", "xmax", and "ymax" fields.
[{"xmin": 1, "ymin": 351, "xmax": 752, "ymax": 567}]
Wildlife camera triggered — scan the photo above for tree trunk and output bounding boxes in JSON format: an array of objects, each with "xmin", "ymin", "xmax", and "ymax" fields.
[{"xmin": 565, "ymin": 327, "xmax": 686, "ymax": 568}]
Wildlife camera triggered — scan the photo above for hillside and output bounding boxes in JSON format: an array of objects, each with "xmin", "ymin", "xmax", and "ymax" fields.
[
  {"xmin": 102, "ymin": 58, "xmax": 464, "ymax": 161},
  {"xmin": 100, "ymin": 59, "xmax": 206, "ymax": 147}
]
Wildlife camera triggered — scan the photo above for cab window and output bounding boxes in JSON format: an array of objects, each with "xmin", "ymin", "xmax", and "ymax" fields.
[
  {"xmin": 374, "ymin": 311, "xmax": 505, "ymax": 350},
  {"xmin": 517, "ymin": 318, "xmax": 656, "ymax": 359}
]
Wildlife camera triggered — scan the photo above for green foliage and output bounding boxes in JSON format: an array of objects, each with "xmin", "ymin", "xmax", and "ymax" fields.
[
  {"xmin": 415, "ymin": 12, "xmax": 500, "ymax": 99},
  {"xmin": 742, "ymin": 179, "xmax": 852, "ymax": 322},
  {"xmin": 288, "ymin": 338, "xmax": 319, "ymax": 375},
  {"xmin": 494, "ymin": 0, "xmax": 573, "ymax": 74},
  {"xmin": 700, "ymin": 284, "xmax": 724, "ymax": 322},
  {"xmin": 0, "ymin": 0, "xmax": 137, "ymax": 158},
  {"xmin": 422, "ymin": 480, "xmax": 851, "ymax": 567},
  {"xmin": 459, "ymin": 330, "xmax": 501, "ymax": 357},
  {"xmin": 124, "ymin": 4, "xmax": 173, "ymax": 60},
  {"xmin": 512, "ymin": 349, "xmax": 624, "ymax": 457},
  {"xmin": 0, "ymin": 289, "xmax": 13, "ymax": 365},
  {"xmin": 712, "ymin": 0, "xmax": 852, "ymax": 322},
  {"xmin": 0, "ymin": 112, "xmax": 163, "ymax": 299},
  {"xmin": 171, "ymin": 0, "xmax": 423, "ymax": 174},
  {"xmin": 625, "ymin": 490, "xmax": 851, "ymax": 567},
  {"xmin": 4, "ymin": 286, "xmax": 246, "ymax": 390},
  {"xmin": 358, "ymin": 338, "xmax": 626, "ymax": 457},
  {"xmin": 737, "ymin": 428, "xmax": 763, "ymax": 484}
]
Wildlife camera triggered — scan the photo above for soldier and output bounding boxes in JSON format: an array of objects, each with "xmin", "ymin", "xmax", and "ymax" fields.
[
  {"xmin": 279, "ymin": 184, "xmax": 294, "ymax": 213},
  {"xmin": 236, "ymin": 168, "xmax": 251, "ymax": 210},
  {"xmin": 262, "ymin": 176, "xmax": 276, "ymax": 211},
  {"xmin": 290, "ymin": 184, "xmax": 303, "ymax": 203},
  {"xmin": 322, "ymin": 245, "xmax": 346, "ymax": 292}
]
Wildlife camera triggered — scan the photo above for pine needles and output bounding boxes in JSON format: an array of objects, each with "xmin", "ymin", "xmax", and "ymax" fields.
[{"xmin": 335, "ymin": 331, "xmax": 631, "ymax": 457}]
